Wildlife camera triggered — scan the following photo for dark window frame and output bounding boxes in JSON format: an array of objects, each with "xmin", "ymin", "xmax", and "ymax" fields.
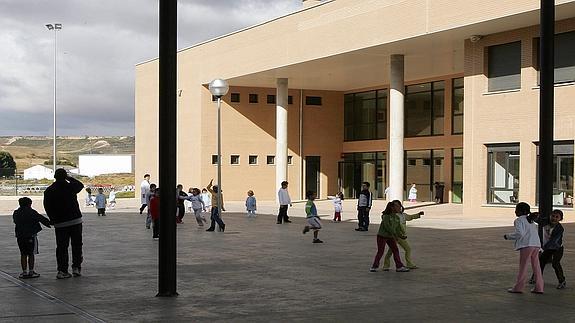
[
  {"xmin": 249, "ymin": 93, "xmax": 259, "ymax": 104},
  {"xmin": 452, "ymin": 78, "xmax": 464, "ymax": 135},
  {"xmin": 344, "ymin": 89, "xmax": 388, "ymax": 141},
  {"xmin": 230, "ymin": 93, "xmax": 240, "ymax": 103},
  {"xmin": 404, "ymin": 81, "xmax": 445, "ymax": 138}
]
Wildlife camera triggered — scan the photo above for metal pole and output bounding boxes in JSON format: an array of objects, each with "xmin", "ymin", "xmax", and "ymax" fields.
[
  {"xmin": 217, "ymin": 98, "xmax": 222, "ymax": 222},
  {"xmin": 157, "ymin": 0, "xmax": 178, "ymax": 297},
  {"xmin": 53, "ymin": 28, "xmax": 57, "ymax": 173},
  {"xmin": 539, "ymin": 0, "xmax": 554, "ymax": 218}
]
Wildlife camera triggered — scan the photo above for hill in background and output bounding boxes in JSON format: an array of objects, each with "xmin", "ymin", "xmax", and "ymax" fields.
[{"xmin": 0, "ymin": 136, "xmax": 134, "ymax": 172}]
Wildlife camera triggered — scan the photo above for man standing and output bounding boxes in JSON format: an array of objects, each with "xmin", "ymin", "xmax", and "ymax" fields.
[
  {"xmin": 43, "ymin": 168, "xmax": 84, "ymax": 279},
  {"xmin": 139, "ymin": 174, "xmax": 151, "ymax": 214},
  {"xmin": 356, "ymin": 182, "xmax": 373, "ymax": 231},
  {"xmin": 277, "ymin": 181, "xmax": 292, "ymax": 224}
]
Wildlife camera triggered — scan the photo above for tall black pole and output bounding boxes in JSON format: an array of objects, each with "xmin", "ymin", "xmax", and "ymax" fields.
[
  {"xmin": 157, "ymin": 0, "xmax": 178, "ymax": 297},
  {"xmin": 539, "ymin": 0, "xmax": 554, "ymax": 218}
]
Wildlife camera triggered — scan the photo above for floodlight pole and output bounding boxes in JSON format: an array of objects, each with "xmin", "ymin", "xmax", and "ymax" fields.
[
  {"xmin": 539, "ymin": 0, "xmax": 554, "ymax": 218},
  {"xmin": 46, "ymin": 23, "xmax": 61, "ymax": 173},
  {"xmin": 157, "ymin": 0, "xmax": 178, "ymax": 297}
]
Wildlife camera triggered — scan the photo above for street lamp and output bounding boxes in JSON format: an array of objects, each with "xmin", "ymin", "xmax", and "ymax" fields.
[
  {"xmin": 208, "ymin": 79, "xmax": 229, "ymax": 225},
  {"xmin": 46, "ymin": 23, "xmax": 62, "ymax": 174}
]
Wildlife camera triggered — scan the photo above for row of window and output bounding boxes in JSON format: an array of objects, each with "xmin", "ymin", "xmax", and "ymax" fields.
[
  {"xmin": 213, "ymin": 93, "xmax": 323, "ymax": 106},
  {"xmin": 211, "ymin": 155, "xmax": 293, "ymax": 165},
  {"xmin": 344, "ymin": 78, "xmax": 464, "ymax": 141},
  {"xmin": 487, "ymin": 142, "xmax": 574, "ymax": 206},
  {"xmin": 488, "ymin": 30, "xmax": 575, "ymax": 92}
]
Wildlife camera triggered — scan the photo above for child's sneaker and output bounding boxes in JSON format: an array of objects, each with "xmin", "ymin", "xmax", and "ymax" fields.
[
  {"xmin": 313, "ymin": 239, "xmax": 323, "ymax": 243},
  {"xmin": 72, "ymin": 267, "xmax": 81, "ymax": 277},
  {"xmin": 369, "ymin": 267, "xmax": 378, "ymax": 272},
  {"xmin": 396, "ymin": 267, "xmax": 410, "ymax": 272},
  {"xmin": 302, "ymin": 226, "xmax": 310, "ymax": 234},
  {"xmin": 56, "ymin": 271, "xmax": 72, "ymax": 279},
  {"xmin": 28, "ymin": 271, "xmax": 40, "ymax": 278},
  {"xmin": 557, "ymin": 281, "xmax": 567, "ymax": 289},
  {"xmin": 407, "ymin": 265, "xmax": 419, "ymax": 269},
  {"xmin": 19, "ymin": 271, "xmax": 28, "ymax": 279}
]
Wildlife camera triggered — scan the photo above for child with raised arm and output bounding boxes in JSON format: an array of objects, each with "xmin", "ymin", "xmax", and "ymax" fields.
[
  {"xmin": 186, "ymin": 188, "xmax": 206, "ymax": 227},
  {"xmin": 328, "ymin": 192, "xmax": 344, "ymax": 222},
  {"xmin": 206, "ymin": 179, "xmax": 226, "ymax": 232},
  {"xmin": 370, "ymin": 201, "xmax": 410, "ymax": 273},
  {"xmin": 13, "ymin": 197, "xmax": 51, "ymax": 279},
  {"xmin": 382, "ymin": 200, "xmax": 423, "ymax": 270},
  {"xmin": 302, "ymin": 191, "xmax": 323, "ymax": 243}
]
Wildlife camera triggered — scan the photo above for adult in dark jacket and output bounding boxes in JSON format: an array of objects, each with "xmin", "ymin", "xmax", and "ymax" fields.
[{"xmin": 43, "ymin": 168, "xmax": 85, "ymax": 279}]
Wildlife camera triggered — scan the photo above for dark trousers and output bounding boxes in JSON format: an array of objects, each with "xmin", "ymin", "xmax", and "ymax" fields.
[
  {"xmin": 540, "ymin": 247, "xmax": 565, "ymax": 283},
  {"xmin": 55, "ymin": 224, "xmax": 83, "ymax": 273},
  {"xmin": 177, "ymin": 205, "xmax": 185, "ymax": 222},
  {"xmin": 357, "ymin": 207, "xmax": 370, "ymax": 230},
  {"xmin": 372, "ymin": 236, "xmax": 403, "ymax": 269},
  {"xmin": 139, "ymin": 204, "xmax": 147, "ymax": 213},
  {"xmin": 277, "ymin": 205, "xmax": 289, "ymax": 223},
  {"xmin": 208, "ymin": 207, "xmax": 225, "ymax": 230},
  {"xmin": 97, "ymin": 208, "xmax": 106, "ymax": 216},
  {"xmin": 153, "ymin": 219, "xmax": 160, "ymax": 238}
]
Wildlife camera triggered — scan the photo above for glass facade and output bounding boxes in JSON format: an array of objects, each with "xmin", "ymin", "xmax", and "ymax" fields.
[
  {"xmin": 487, "ymin": 145, "xmax": 520, "ymax": 204},
  {"xmin": 535, "ymin": 31, "xmax": 575, "ymax": 84},
  {"xmin": 536, "ymin": 142, "xmax": 574, "ymax": 207},
  {"xmin": 452, "ymin": 148, "xmax": 463, "ymax": 203},
  {"xmin": 405, "ymin": 81, "xmax": 444, "ymax": 137},
  {"xmin": 344, "ymin": 89, "xmax": 387, "ymax": 141},
  {"xmin": 339, "ymin": 152, "xmax": 386, "ymax": 199},
  {"xmin": 405, "ymin": 149, "xmax": 444, "ymax": 202},
  {"xmin": 452, "ymin": 78, "xmax": 464, "ymax": 134}
]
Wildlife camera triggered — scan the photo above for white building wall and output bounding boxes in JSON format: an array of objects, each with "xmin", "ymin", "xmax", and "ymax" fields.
[
  {"xmin": 78, "ymin": 155, "xmax": 134, "ymax": 177},
  {"xmin": 23, "ymin": 165, "xmax": 54, "ymax": 180}
]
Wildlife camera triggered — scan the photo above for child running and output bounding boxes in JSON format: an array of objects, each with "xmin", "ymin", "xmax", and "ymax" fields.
[
  {"xmin": 95, "ymin": 188, "xmax": 107, "ymax": 216},
  {"xmin": 246, "ymin": 190, "xmax": 257, "ymax": 218},
  {"xmin": 186, "ymin": 188, "xmax": 206, "ymax": 227},
  {"xmin": 504, "ymin": 202, "xmax": 544, "ymax": 294},
  {"xmin": 382, "ymin": 200, "xmax": 423, "ymax": 270},
  {"xmin": 532, "ymin": 209, "xmax": 566, "ymax": 289},
  {"xmin": 302, "ymin": 191, "xmax": 323, "ymax": 243},
  {"xmin": 13, "ymin": 197, "xmax": 51, "ymax": 279},
  {"xmin": 328, "ymin": 192, "xmax": 344, "ymax": 222},
  {"xmin": 370, "ymin": 201, "xmax": 410, "ymax": 272}
]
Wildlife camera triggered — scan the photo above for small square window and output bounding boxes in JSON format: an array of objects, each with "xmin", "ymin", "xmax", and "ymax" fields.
[
  {"xmin": 423, "ymin": 159, "xmax": 431, "ymax": 166},
  {"xmin": 305, "ymin": 96, "xmax": 322, "ymax": 106},
  {"xmin": 267, "ymin": 95, "xmax": 276, "ymax": 104},
  {"xmin": 231, "ymin": 93, "xmax": 240, "ymax": 103},
  {"xmin": 211, "ymin": 155, "xmax": 219, "ymax": 164},
  {"xmin": 267, "ymin": 155, "xmax": 275, "ymax": 165},
  {"xmin": 408, "ymin": 159, "xmax": 416, "ymax": 166},
  {"xmin": 249, "ymin": 94, "xmax": 259, "ymax": 103},
  {"xmin": 249, "ymin": 155, "xmax": 258, "ymax": 165},
  {"xmin": 288, "ymin": 96, "xmax": 293, "ymax": 105},
  {"xmin": 435, "ymin": 158, "xmax": 442, "ymax": 166},
  {"xmin": 211, "ymin": 95, "xmax": 218, "ymax": 102},
  {"xmin": 230, "ymin": 155, "xmax": 240, "ymax": 165},
  {"xmin": 287, "ymin": 156, "xmax": 293, "ymax": 165}
]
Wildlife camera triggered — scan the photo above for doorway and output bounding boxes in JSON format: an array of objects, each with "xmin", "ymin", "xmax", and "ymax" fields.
[{"xmin": 306, "ymin": 156, "xmax": 321, "ymax": 197}]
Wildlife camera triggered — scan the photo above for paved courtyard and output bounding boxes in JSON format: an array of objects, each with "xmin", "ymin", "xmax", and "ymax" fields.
[{"xmin": 2, "ymin": 201, "xmax": 575, "ymax": 322}]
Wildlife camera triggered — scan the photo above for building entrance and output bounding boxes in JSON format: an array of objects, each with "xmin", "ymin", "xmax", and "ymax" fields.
[{"xmin": 305, "ymin": 156, "xmax": 321, "ymax": 196}]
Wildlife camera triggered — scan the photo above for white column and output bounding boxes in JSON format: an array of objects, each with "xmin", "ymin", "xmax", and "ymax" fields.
[
  {"xmin": 276, "ymin": 78, "xmax": 289, "ymax": 190},
  {"xmin": 389, "ymin": 55, "xmax": 405, "ymax": 201}
]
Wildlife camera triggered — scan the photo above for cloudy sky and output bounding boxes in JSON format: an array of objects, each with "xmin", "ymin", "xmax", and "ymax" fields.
[{"xmin": 0, "ymin": 0, "xmax": 301, "ymax": 136}]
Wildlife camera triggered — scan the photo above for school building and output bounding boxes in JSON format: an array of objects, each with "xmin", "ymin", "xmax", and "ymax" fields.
[{"xmin": 135, "ymin": 0, "xmax": 575, "ymax": 217}]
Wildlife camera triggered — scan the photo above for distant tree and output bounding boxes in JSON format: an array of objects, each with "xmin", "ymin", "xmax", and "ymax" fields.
[{"xmin": 0, "ymin": 151, "xmax": 16, "ymax": 177}]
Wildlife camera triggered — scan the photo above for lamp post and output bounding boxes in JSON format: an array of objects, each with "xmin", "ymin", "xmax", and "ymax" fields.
[
  {"xmin": 45, "ymin": 23, "xmax": 62, "ymax": 174},
  {"xmin": 208, "ymin": 79, "xmax": 229, "ymax": 221}
]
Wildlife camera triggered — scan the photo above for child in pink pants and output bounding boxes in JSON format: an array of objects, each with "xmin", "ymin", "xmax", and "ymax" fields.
[{"xmin": 504, "ymin": 202, "xmax": 544, "ymax": 294}]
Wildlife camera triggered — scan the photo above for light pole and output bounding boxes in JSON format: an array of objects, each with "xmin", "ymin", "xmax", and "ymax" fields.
[
  {"xmin": 46, "ymin": 23, "xmax": 62, "ymax": 174},
  {"xmin": 208, "ymin": 79, "xmax": 229, "ymax": 221}
]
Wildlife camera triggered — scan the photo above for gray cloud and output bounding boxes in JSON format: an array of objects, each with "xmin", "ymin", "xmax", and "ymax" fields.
[{"xmin": 0, "ymin": 0, "xmax": 301, "ymax": 136}]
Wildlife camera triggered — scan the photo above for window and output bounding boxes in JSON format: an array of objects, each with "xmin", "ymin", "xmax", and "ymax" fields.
[
  {"xmin": 287, "ymin": 156, "xmax": 293, "ymax": 165},
  {"xmin": 534, "ymin": 31, "xmax": 575, "ymax": 84},
  {"xmin": 405, "ymin": 149, "xmax": 444, "ymax": 202},
  {"xmin": 288, "ymin": 95, "xmax": 294, "ymax": 105},
  {"xmin": 488, "ymin": 41, "xmax": 521, "ymax": 91},
  {"xmin": 339, "ymin": 152, "xmax": 386, "ymax": 199},
  {"xmin": 344, "ymin": 89, "xmax": 387, "ymax": 141},
  {"xmin": 267, "ymin": 95, "xmax": 276, "ymax": 104},
  {"xmin": 211, "ymin": 155, "xmax": 219, "ymax": 164},
  {"xmin": 405, "ymin": 81, "xmax": 444, "ymax": 137},
  {"xmin": 452, "ymin": 78, "xmax": 464, "ymax": 134},
  {"xmin": 211, "ymin": 95, "xmax": 218, "ymax": 102},
  {"xmin": 487, "ymin": 145, "xmax": 520, "ymax": 204},
  {"xmin": 230, "ymin": 93, "xmax": 240, "ymax": 103},
  {"xmin": 249, "ymin": 94, "xmax": 258, "ymax": 103},
  {"xmin": 230, "ymin": 155, "xmax": 240, "ymax": 165},
  {"xmin": 536, "ymin": 142, "xmax": 574, "ymax": 207},
  {"xmin": 452, "ymin": 148, "xmax": 463, "ymax": 203},
  {"xmin": 267, "ymin": 155, "xmax": 275, "ymax": 165},
  {"xmin": 305, "ymin": 96, "xmax": 322, "ymax": 106},
  {"xmin": 249, "ymin": 155, "xmax": 258, "ymax": 165}
]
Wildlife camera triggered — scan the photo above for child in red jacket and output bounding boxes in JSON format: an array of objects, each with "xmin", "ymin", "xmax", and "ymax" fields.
[{"xmin": 149, "ymin": 189, "xmax": 160, "ymax": 240}]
